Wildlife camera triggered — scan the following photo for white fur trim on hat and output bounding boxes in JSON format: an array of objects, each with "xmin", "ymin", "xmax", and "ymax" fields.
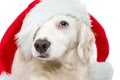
[
  {"xmin": 27, "ymin": 0, "xmax": 91, "ymax": 27},
  {"xmin": 0, "ymin": 72, "xmax": 17, "ymax": 80},
  {"xmin": 89, "ymin": 62, "xmax": 113, "ymax": 80}
]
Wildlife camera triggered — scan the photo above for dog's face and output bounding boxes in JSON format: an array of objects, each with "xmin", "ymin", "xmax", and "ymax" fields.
[
  {"xmin": 17, "ymin": 14, "xmax": 94, "ymax": 62},
  {"xmin": 31, "ymin": 14, "xmax": 94, "ymax": 62},
  {"xmin": 32, "ymin": 15, "xmax": 80, "ymax": 60}
]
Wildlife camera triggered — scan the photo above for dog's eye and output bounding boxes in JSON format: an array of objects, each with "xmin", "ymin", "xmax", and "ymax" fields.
[{"xmin": 59, "ymin": 21, "xmax": 69, "ymax": 29}]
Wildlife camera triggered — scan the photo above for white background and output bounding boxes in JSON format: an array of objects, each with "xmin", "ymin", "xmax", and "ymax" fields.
[{"xmin": 0, "ymin": 0, "xmax": 120, "ymax": 80}]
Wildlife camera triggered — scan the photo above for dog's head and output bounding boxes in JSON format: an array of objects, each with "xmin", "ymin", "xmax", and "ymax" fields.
[
  {"xmin": 16, "ymin": 14, "xmax": 95, "ymax": 63},
  {"xmin": 31, "ymin": 14, "xmax": 95, "ymax": 62}
]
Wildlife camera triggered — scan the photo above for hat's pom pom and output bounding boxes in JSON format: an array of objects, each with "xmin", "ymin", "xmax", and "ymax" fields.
[
  {"xmin": 89, "ymin": 62, "xmax": 113, "ymax": 80},
  {"xmin": 0, "ymin": 72, "xmax": 17, "ymax": 80}
]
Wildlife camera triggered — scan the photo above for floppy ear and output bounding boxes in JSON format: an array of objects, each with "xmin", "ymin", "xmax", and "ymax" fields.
[{"xmin": 77, "ymin": 22, "xmax": 95, "ymax": 64}]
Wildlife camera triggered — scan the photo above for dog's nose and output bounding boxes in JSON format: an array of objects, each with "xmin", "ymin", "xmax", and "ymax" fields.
[{"xmin": 34, "ymin": 39, "xmax": 51, "ymax": 54}]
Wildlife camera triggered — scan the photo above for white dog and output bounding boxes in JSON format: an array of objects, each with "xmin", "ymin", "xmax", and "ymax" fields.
[{"xmin": 12, "ymin": 14, "xmax": 95, "ymax": 80}]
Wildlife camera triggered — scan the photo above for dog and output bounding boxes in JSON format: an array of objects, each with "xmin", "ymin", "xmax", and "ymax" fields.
[{"xmin": 12, "ymin": 14, "xmax": 95, "ymax": 80}]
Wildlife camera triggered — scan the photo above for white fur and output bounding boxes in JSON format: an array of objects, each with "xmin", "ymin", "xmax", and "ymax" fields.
[
  {"xmin": 89, "ymin": 62, "xmax": 113, "ymax": 80},
  {"xmin": 12, "ymin": 14, "xmax": 95, "ymax": 80},
  {"xmin": 0, "ymin": 72, "xmax": 17, "ymax": 80}
]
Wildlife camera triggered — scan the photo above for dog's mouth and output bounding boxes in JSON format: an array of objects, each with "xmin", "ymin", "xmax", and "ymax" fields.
[
  {"xmin": 39, "ymin": 53, "xmax": 49, "ymax": 58},
  {"xmin": 38, "ymin": 53, "xmax": 56, "ymax": 61}
]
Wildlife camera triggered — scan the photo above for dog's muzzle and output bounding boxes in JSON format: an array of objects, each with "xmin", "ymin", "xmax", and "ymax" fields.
[{"xmin": 34, "ymin": 39, "xmax": 51, "ymax": 58}]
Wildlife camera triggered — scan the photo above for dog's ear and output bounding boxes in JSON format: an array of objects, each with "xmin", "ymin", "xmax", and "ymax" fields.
[{"xmin": 77, "ymin": 22, "xmax": 95, "ymax": 64}]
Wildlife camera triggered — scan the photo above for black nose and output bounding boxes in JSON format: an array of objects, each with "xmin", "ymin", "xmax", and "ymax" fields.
[{"xmin": 34, "ymin": 39, "xmax": 51, "ymax": 54}]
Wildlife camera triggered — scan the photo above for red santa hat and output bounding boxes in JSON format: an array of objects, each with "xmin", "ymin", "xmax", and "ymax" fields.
[{"xmin": 0, "ymin": 0, "xmax": 113, "ymax": 80}]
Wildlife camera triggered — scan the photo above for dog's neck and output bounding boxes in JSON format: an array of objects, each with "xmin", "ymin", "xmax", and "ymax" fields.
[{"xmin": 60, "ymin": 48, "xmax": 80, "ymax": 69}]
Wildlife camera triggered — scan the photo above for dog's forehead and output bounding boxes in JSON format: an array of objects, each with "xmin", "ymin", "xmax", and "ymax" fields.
[{"xmin": 50, "ymin": 15, "xmax": 78, "ymax": 22}]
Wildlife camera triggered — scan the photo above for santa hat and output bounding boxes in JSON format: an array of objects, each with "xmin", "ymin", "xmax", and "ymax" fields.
[{"xmin": 0, "ymin": 0, "xmax": 113, "ymax": 80}]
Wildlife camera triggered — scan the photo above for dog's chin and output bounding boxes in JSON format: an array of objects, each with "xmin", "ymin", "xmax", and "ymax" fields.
[{"xmin": 37, "ymin": 56, "xmax": 57, "ymax": 61}]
